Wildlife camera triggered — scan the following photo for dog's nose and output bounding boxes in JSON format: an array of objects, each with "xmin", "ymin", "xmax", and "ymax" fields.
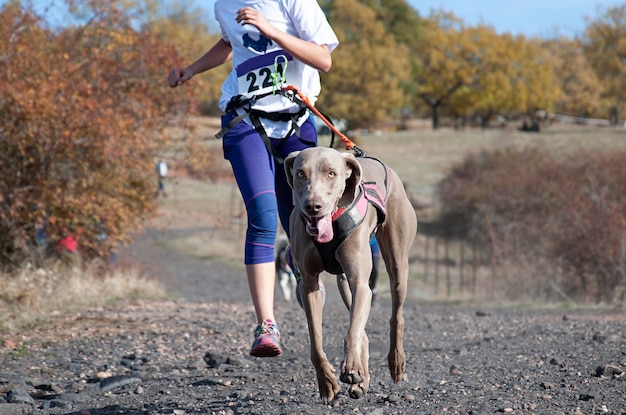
[{"xmin": 304, "ymin": 200, "xmax": 323, "ymax": 216}]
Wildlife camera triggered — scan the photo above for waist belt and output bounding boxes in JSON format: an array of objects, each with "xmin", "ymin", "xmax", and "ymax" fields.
[{"xmin": 216, "ymin": 95, "xmax": 311, "ymax": 164}]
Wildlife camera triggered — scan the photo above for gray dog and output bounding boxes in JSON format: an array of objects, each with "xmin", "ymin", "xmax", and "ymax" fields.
[{"xmin": 285, "ymin": 147, "xmax": 417, "ymax": 403}]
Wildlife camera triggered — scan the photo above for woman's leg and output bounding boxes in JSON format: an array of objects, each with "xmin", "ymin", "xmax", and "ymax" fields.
[
  {"xmin": 246, "ymin": 262, "xmax": 276, "ymax": 323},
  {"xmin": 222, "ymin": 114, "xmax": 282, "ymax": 356}
]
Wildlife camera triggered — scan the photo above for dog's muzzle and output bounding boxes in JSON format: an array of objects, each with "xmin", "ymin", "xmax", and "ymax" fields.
[{"xmin": 301, "ymin": 212, "xmax": 334, "ymax": 244}]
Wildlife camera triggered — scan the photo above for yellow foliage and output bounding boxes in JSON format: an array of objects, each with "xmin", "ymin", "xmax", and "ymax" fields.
[
  {"xmin": 318, "ymin": 0, "xmax": 410, "ymax": 128},
  {"xmin": 582, "ymin": 4, "xmax": 626, "ymax": 119}
]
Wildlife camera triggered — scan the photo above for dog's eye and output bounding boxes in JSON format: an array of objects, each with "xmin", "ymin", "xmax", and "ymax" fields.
[
  {"xmin": 328, "ymin": 171, "xmax": 337, "ymax": 178},
  {"xmin": 296, "ymin": 169, "xmax": 305, "ymax": 178}
]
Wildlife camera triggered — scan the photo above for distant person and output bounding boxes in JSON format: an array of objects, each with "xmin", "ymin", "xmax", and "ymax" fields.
[
  {"xmin": 57, "ymin": 229, "xmax": 79, "ymax": 264},
  {"xmin": 156, "ymin": 160, "xmax": 168, "ymax": 197}
]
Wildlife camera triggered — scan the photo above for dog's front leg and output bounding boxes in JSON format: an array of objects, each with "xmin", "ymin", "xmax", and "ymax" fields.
[
  {"xmin": 339, "ymin": 261, "xmax": 372, "ymax": 398},
  {"xmin": 300, "ymin": 274, "xmax": 340, "ymax": 404}
]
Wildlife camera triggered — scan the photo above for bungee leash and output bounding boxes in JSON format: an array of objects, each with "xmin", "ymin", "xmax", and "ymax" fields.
[{"xmin": 279, "ymin": 85, "xmax": 366, "ymax": 158}]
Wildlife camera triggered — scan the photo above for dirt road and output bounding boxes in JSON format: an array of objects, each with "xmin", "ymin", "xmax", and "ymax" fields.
[{"xmin": 1, "ymin": 226, "xmax": 625, "ymax": 415}]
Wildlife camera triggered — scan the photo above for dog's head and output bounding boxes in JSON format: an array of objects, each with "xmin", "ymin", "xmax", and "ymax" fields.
[{"xmin": 285, "ymin": 147, "xmax": 361, "ymax": 243}]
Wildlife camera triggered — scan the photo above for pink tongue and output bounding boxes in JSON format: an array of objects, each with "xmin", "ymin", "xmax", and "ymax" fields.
[{"xmin": 315, "ymin": 214, "xmax": 334, "ymax": 243}]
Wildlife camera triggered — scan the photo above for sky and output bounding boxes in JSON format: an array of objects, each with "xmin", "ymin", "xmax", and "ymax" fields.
[
  {"xmin": 406, "ymin": 0, "xmax": 619, "ymax": 38},
  {"xmin": 183, "ymin": 0, "xmax": 621, "ymax": 38},
  {"xmin": 6, "ymin": 1, "xmax": 624, "ymax": 39}
]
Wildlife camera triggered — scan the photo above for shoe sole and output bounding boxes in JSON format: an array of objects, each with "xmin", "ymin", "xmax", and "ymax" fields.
[{"xmin": 250, "ymin": 343, "xmax": 282, "ymax": 357}]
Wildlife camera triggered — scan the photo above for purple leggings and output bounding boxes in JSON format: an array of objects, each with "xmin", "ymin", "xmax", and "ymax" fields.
[{"xmin": 221, "ymin": 112, "xmax": 317, "ymax": 265}]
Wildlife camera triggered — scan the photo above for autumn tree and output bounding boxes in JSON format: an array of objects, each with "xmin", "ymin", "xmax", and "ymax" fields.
[
  {"xmin": 470, "ymin": 33, "xmax": 557, "ymax": 126},
  {"xmin": 353, "ymin": 0, "xmax": 423, "ymax": 116},
  {"xmin": 144, "ymin": 0, "xmax": 228, "ymax": 116},
  {"xmin": 0, "ymin": 0, "xmax": 198, "ymax": 269},
  {"xmin": 414, "ymin": 11, "xmax": 479, "ymax": 129},
  {"xmin": 444, "ymin": 24, "xmax": 511, "ymax": 124},
  {"xmin": 544, "ymin": 36, "xmax": 603, "ymax": 117},
  {"xmin": 319, "ymin": 0, "xmax": 410, "ymax": 129},
  {"xmin": 581, "ymin": 4, "xmax": 626, "ymax": 122}
]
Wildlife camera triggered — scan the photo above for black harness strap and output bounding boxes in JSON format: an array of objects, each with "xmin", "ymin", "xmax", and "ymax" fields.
[
  {"xmin": 215, "ymin": 95, "xmax": 311, "ymax": 164},
  {"xmin": 248, "ymin": 111, "xmax": 291, "ymax": 164}
]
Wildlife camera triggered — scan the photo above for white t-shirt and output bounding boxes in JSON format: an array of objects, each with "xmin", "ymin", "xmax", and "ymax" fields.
[{"xmin": 215, "ymin": 0, "xmax": 339, "ymax": 136}]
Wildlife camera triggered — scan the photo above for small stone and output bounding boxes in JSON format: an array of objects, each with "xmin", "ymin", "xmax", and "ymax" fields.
[
  {"xmin": 592, "ymin": 334, "xmax": 606, "ymax": 343},
  {"xmin": 602, "ymin": 364, "xmax": 624, "ymax": 378},
  {"xmin": 1, "ymin": 339, "xmax": 16, "ymax": 349},
  {"xmin": 96, "ymin": 371, "xmax": 113, "ymax": 380},
  {"xmin": 386, "ymin": 393, "xmax": 401, "ymax": 403},
  {"xmin": 6, "ymin": 389, "xmax": 35, "ymax": 405},
  {"xmin": 0, "ymin": 403, "xmax": 34, "ymax": 415},
  {"xmin": 99, "ymin": 375, "xmax": 142, "ymax": 392}
]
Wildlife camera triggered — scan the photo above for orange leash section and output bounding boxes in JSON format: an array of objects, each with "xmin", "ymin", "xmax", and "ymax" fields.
[{"xmin": 283, "ymin": 85, "xmax": 365, "ymax": 156}]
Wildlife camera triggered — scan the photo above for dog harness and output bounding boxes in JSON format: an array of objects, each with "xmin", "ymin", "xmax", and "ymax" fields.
[{"xmin": 310, "ymin": 157, "xmax": 390, "ymax": 274}]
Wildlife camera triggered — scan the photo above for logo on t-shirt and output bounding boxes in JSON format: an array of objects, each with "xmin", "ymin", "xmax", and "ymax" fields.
[{"xmin": 243, "ymin": 33, "xmax": 273, "ymax": 53}]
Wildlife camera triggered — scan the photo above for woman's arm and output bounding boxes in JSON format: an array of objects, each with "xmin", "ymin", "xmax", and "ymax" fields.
[
  {"xmin": 236, "ymin": 7, "xmax": 332, "ymax": 73},
  {"xmin": 168, "ymin": 38, "xmax": 233, "ymax": 87}
]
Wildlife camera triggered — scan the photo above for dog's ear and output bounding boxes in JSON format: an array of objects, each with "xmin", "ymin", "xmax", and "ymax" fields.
[
  {"xmin": 339, "ymin": 152, "xmax": 362, "ymax": 207},
  {"xmin": 284, "ymin": 151, "xmax": 300, "ymax": 203}
]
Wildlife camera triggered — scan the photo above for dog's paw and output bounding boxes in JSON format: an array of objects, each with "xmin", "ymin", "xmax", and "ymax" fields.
[
  {"xmin": 340, "ymin": 371, "xmax": 364, "ymax": 385},
  {"xmin": 348, "ymin": 384, "xmax": 367, "ymax": 399},
  {"xmin": 317, "ymin": 375, "xmax": 340, "ymax": 404},
  {"xmin": 388, "ymin": 349, "xmax": 406, "ymax": 383}
]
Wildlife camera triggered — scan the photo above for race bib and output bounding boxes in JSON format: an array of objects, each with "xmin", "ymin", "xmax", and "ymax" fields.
[{"xmin": 236, "ymin": 49, "xmax": 296, "ymax": 98}]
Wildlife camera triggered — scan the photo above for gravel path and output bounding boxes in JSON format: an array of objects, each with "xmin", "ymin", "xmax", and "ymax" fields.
[{"xmin": 1, "ymin": 227, "xmax": 625, "ymax": 415}]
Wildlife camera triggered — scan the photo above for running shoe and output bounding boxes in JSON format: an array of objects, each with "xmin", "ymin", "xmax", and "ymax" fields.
[{"xmin": 249, "ymin": 319, "xmax": 282, "ymax": 357}]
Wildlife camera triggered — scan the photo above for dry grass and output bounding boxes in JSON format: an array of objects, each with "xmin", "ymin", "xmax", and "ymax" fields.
[{"xmin": 0, "ymin": 262, "xmax": 167, "ymax": 333}]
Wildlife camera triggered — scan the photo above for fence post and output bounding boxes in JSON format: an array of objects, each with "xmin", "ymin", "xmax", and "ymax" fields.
[
  {"xmin": 472, "ymin": 242, "xmax": 477, "ymax": 294},
  {"xmin": 424, "ymin": 236, "xmax": 429, "ymax": 284},
  {"xmin": 434, "ymin": 237, "xmax": 439, "ymax": 294},
  {"xmin": 459, "ymin": 239, "xmax": 465, "ymax": 294},
  {"xmin": 445, "ymin": 237, "xmax": 451, "ymax": 297}
]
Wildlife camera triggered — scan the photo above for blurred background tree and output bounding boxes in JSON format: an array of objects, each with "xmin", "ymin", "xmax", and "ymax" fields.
[
  {"xmin": 318, "ymin": 0, "xmax": 410, "ymax": 128},
  {"xmin": 545, "ymin": 36, "xmax": 603, "ymax": 118},
  {"xmin": 0, "ymin": 0, "xmax": 204, "ymax": 269},
  {"xmin": 582, "ymin": 4, "xmax": 626, "ymax": 124}
]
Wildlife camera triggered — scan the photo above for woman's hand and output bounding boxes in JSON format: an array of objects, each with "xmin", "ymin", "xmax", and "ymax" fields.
[
  {"xmin": 236, "ymin": 7, "xmax": 277, "ymax": 39},
  {"xmin": 168, "ymin": 67, "xmax": 194, "ymax": 88}
]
